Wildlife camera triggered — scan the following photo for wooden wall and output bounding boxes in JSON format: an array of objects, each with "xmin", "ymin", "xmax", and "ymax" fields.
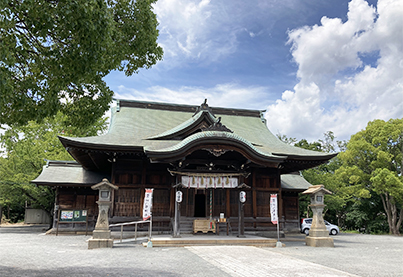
[
  {"xmin": 112, "ymin": 160, "xmax": 174, "ymax": 218},
  {"xmin": 57, "ymin": 187, "xmax": 98, "ymax": 215},
  {"xmin": 53, "ymin": 161, "xmax": 301, "ymax": 233}
]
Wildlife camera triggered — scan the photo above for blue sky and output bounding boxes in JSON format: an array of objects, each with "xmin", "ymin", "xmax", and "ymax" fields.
[{"xmin": 104, "ymin": 0, "xmax": 403, "ymax": 142}]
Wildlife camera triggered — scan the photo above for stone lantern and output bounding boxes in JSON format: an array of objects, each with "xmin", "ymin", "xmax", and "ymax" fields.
[
  {"xmin": 302, "ymin": 185, "xmax": 334, "ymax": 247},
  {"xmin": 88, "ymin": 178, "xmax": 118, "ymax": 249}
]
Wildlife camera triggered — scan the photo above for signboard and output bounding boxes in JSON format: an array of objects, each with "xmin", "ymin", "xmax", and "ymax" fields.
[
  {"xmin": 143, "ymin": 188, "xmax": 154, "ymax": 221},
  {"xmin": 270, "ymin": 194, "xmax": 278, "ymax": 225},
  {"xmin": 176, "ymin": 191, "xmax": 183, "ymax": 203},
  {"xmin": 239, "ymin": 191, "xmax": 246, "ymax": 203},
  {"xmin": 56, "ymin": 209, "xmax": 89, "ymax": 236},
  {"xmin": 59, "ymin": 210, "xmax": 87, "ymax": 222}
]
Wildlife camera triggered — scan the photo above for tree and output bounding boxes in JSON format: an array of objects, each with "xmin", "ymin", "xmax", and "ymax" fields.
[
  {"xmin": 339, "ymin": 119, "xmax": 403, "ymax": 235},
  {"xmin": 279, "ymin": 132, "xmax": 368, "ymax": 228},
  {"xmin": 278, "ymin": 132, "xmax": 344, "ymax": 222},
  {"xmin": 0, "ymin": 112, "xmax": 107, "ymax": 223},
  {"xmin": 0, "ymin": 0, "xmax": 163, "ymax": 128}
]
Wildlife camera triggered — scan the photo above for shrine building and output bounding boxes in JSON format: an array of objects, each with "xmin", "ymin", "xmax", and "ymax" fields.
[{"xmin": 32, "ymin": 99, "xmax": 337, "ymax": 235}]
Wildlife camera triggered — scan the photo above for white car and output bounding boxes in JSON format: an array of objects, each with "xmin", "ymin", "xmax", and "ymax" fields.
[{"xmin": 300, "ymin": 218, "xmax": 339, "ymax": 235}]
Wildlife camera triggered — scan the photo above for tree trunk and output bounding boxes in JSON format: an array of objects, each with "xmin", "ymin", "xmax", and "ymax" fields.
[
  {"xmin": 396, "ymin": 207, "xmax": 403, "ymax": 236},
  {"xmin": 381, "ymin": 193, "xmax": 401, "ymax": 235}
]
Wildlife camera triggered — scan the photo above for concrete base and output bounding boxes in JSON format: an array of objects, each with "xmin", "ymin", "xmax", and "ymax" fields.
[
  {"xmin": 88, "ymin": 229, "xmax": 114, "ymax": 249},
  {"xmin": 305, "ymin": 236, "xmax": 334, "ymax": 247},
  {"xmin": 92, "ymin": 229, "xmax": 111, "ymax": 239},
  {"xmin": 88, "ymin": 238, "xmax": 114, "ymax": 249}
]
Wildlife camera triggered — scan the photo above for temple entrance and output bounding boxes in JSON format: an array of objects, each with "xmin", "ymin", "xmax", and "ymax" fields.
[{"xmin": 194, "ymin": 191, "xmax": 206, "ymax": 217}]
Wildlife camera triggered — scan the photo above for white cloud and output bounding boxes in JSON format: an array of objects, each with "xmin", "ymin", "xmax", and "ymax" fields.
[
  {"xmin": 154, "ymin": 0, "xmax": 239, "ymax": 66},
  {"xmin": 115, "ymin": 83, "xmax": 274, "ymax": 110},
  {"xmin": 153, "ymin": 0, "xmax": 301, "ymax": 68},
  {"xmin": 266, "ymin": 0, "xmax": 403, "ymax": 141}
]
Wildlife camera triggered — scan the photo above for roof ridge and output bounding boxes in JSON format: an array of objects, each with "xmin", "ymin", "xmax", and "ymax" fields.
[{"xmin": 115, "ymin": 98, "xmax": 264, "ymax": 118}]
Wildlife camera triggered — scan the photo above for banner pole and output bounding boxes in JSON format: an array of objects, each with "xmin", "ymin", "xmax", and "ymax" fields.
[
  {"xmin": 276, "ymin": 193, "xmax": 281, "ymax": 248},
  {"xmin": 277, "ymin": 216, "xmax": 280, "ymax": 242}
]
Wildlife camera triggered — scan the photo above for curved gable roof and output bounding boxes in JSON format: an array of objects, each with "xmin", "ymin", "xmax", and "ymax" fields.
[{"xmin": 59, "ymin": 99, "xmax": 337, "ymax": 171}]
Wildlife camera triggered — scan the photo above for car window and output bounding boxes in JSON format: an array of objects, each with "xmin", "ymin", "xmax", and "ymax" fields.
[{"xmin": 305, "ymin": 219, "xmax": 312, "ymax": 224}]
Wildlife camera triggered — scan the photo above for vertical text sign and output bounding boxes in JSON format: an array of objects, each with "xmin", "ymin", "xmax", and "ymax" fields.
[
  {"xmin": 143, "ymin": 189, "xmax": 154, "ymax": 221},
  {"xmin": 270, "ymin": 194, "xmax": 278, "ymax": 225}
]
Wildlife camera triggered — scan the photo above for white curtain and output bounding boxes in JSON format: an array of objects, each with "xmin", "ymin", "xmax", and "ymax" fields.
[{"xmin": 181, "ymin": 175, "xmax": 238, "ymax": 189}]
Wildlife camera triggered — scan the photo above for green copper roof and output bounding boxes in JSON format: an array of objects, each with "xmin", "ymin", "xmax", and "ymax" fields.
[
  {"xmin": 147, "ymin": 109, "xmax": 216, "ymax": 140},
  {"xmin": 60, "ymin": 99, "xmax": 337, "ymax": 162},
  {"xmin": 31, "ymin": 161, "xmax": 109, "ymax": 186},
  {"xmin": 145, "ymin": 131, "xmax": 287, "ymax": 160}
]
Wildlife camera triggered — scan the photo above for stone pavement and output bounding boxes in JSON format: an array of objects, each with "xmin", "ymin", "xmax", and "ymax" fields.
[
  {"xmin": 1, "ymin": 225, "xmax": 402, "ymax": 276},
  {"xmin": 188, "ymin": 246, "xmax": 358, "ymax": 277}
]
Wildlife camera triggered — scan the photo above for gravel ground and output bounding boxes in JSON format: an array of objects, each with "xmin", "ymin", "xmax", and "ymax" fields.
[
  {"xmin": 271, "ymin": 233, "xmax": 403, "ymax": 277},
  {"xmin": 0, "ymin": 225, "xmax": 402, "ymax": 277}
]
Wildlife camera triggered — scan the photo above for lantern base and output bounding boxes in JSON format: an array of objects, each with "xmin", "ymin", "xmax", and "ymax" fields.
[
  {"xmin": 88, "ymin": 230, "xmax": 114, "ymax": 249},
  {"xmin": 88, "ymin": 238, "xmax": 114, "ymax": 249},
  {"xmin": 305, "ymin": 236, "xmax": 334, "ymax": 247}
]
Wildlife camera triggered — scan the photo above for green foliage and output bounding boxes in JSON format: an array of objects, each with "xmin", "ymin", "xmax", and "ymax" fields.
[
  {"xmin": 294, "ymin": 139, "xmax": 322, "ymax": 152},
  {"xmin": 344, "ymin": 193, "xmax": 389, "ymax": 234},
  {"xmin": 281, "ymin": 122, "xmax": 402, "ymax": 234},
  {"xmin": 0, "ymin": 0, "xmax": 163, "ymax": 128},
  {"xmin": 338, "ymin": 119, "xmax": 403, "ymax": 234},
  {"xmin": 282, "ymin": 131, "xmax": 348, "ymax": 224},
  {"xmin": 0, "ymin": 112, "xmax": 107, "ymax": 222}
]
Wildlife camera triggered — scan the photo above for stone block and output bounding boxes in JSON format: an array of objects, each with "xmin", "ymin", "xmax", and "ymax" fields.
[
  {"xmin": 305, "ymin": 236, "xmax": 334, "ymax": 247},
  {"xmin": 92, "ymin": 229, "xmax": 111, "ymax": 239},
  {"xmin": 309, "ymin": 228, "xmax": 329, "ymax": 237},
  {"xmin": 88, "ymin": 238, "xmax": 114, "ymax": 249}
]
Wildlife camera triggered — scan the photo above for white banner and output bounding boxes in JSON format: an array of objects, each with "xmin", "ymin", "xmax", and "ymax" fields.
[
  {"xmin": 181, "ymin": 176, "xmax": 238, "ymax": 189},
  {"xmin": 270, "ymin": 194, "xmax": 278, "ymax": 225},
  {"xmin": 143, "ymin": 188, "xmax": 153, "ymax": 221}
]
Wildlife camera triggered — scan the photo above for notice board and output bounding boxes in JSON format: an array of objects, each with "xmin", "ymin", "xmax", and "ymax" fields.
[
  {"xmin": 59, "ymin": 210, "xmax": 87, "ymax": 222},
  {"xmin": 56, "ymin": 209, "xmax": 89, "ymax": 236}
]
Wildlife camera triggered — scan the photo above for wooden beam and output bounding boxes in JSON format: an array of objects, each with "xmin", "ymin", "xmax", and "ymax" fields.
[{"xmin": 87, "ymin": 152, "xmax": 101, "ymax": 170}]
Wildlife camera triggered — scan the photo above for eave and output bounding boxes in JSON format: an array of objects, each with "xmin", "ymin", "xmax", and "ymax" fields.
[
  {"xmin": 59, "ymin": 136, "xmax": 144, "ymax": 171},
  {"xmin": 145, "ymin": 131, "xmax": 287, "ymax": 168}
]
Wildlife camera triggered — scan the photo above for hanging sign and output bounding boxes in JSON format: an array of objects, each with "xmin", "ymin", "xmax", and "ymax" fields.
[
  {"xmin": 239, "ymin": 191, "xmax": 246, "ymax": 203},
  {"xmin": 143, "ymin": 188, "xmax": 154, "ymax": 221},
  {"xmin": 270, "ymin": 194, "xmax": 278, "ymax": 225},
  {"xmin": 176, "ymin": 191, "xmax": 183, "ymax": 203}
]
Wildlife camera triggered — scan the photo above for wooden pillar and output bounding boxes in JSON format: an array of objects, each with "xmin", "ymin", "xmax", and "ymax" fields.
[
  {"xmin": 252, "ymin": 169, "xmax": 257, "ymax": 218},
  {"xmin": 140, "ymin": 160, "xmax": 147, "ymax": 219},
  {"xmin": 173, "ymin": 176, "xmax": 181, "ymax": 237},
  {"xmin": 110, "ymin": 160, "xmax": 116, "ymax": 216},
  {"xmin": 53, "ymin": 187, "xmax": 59, "ymax": 229},
  {"xmin": 238, "ymin": 190, "xmax": 245, "ymax": 238},
  {"xmin": 186, "ymin": 188, "xmax": 189, "ymax": 217},
  {"xmin": 226, "ymin": 189, "xmax": 230, "ymax": 217},
  {"xmin": 277, "ymin": 172, "xmax": 283, "ymax": 230},
  {"xmin": 297, "ymin": 192, "xmax": 301, "ymax": 222},
  {"xmin": 169, "ymin": 185, "xmax": 175, "ymax": 217}
]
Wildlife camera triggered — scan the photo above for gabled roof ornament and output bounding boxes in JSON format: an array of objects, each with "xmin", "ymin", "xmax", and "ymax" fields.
[
  {"xmin": 194, "ymin": 99, "xmax": 215, "ymax": 116},
  {"xmin": 202, "ymin": 117, "xmax": 233, "ymax": 133}
]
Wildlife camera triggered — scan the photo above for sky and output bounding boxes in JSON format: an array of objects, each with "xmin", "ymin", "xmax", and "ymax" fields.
[{"xmin": 103, "ymin": 0, "xmax": 403, "ymax": 142}]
